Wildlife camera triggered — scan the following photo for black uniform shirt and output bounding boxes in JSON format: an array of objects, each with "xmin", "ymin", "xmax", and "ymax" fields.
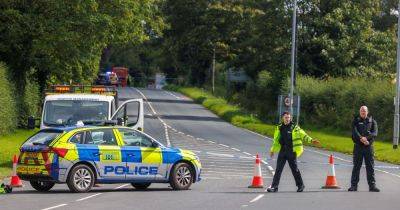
[
  {"xmin": 352, "ymin": 116, "xmax": 378, "ymax": 146},
  {"xmin": 279, "ymin": 122, "xmax": 293, "ymax": 152}
]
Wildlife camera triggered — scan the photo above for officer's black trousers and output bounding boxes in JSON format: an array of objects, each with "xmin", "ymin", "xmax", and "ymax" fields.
[
  {"xmin": 351, "ymin": 145, "xmax": 376, "ymax": 187},
  {"xmin": 271, "ymin": 150, "xmax": 304, "ymax": 188}
]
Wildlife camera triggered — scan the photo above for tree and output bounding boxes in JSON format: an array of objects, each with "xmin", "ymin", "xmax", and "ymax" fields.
[
  {"xmin": 297, "ymin": 0, "xmax": 396, "ymax": 77},
  {"xmin": 0, "ymin": 0, "xmax": 161, "ymax": 88}
]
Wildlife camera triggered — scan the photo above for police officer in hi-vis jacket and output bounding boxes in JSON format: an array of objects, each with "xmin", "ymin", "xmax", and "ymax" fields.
[{"xmin": 267, "ymin": 112, "xmax": 320, "ymax": 192}]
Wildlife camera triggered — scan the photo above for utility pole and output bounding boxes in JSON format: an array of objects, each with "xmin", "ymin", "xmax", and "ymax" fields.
[
  {"xmin": 212, "ymin": 46, "xmax": 216, "ymax": 94},
  {"xmin": 393, "ymin": 1, "xmax": 400, "ymax": 149},
  {"xmin": 289, "ymin": 0, "xmax": 297, "ymax": 114}
]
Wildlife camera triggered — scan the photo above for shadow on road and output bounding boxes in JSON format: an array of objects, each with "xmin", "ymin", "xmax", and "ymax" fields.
[{"xmin": 9, "ymin": 187, "xmax": 176, "ymax": 195}]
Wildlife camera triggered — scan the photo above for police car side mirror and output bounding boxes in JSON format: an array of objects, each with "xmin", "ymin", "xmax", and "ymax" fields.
[{"xmin": 117, "ymin": 117, "xmax": 124, "ymax": 126}]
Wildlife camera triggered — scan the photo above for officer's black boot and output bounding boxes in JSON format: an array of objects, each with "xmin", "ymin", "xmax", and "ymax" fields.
[
  {"xmin": 297, "ymin": 185, "xmax": 305, "ymax": 192},
  {"xmin": 267, "ymin": 186, "xmax": 278, "ymax": 192},
  {"xmin": 369, "ymin": 185, "xmax": 380, "ymax": 192},
  {"xmin": 348, "ymin": 186, "xmax": 358, "ymax": 191}
]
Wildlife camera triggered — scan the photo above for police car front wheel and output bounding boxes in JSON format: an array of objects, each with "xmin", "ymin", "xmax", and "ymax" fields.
[
  {"xmin": 67, "ymin": 164, "xmax": 95, "ymax": 193},
  {"xmin": 30, "ymin": 181, "xmax": 55, "ymax": 192},
  {"xmin": 170, "ymin": 162, "xmax": 193, "ymax": 190}
]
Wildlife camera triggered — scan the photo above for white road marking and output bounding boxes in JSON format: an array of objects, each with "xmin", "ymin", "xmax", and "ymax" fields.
[
  {"xmin": 188, "ymin": 150, "xmax": 202, "ymax": 153},
  {"xmin": 114, "ymin": 184, "xmax": 130, "ymax": 189},
  {"xmin": 243, "ymin": 152, "xmax": 252, "ymax": 156},
  {"xmin": 41, "ymin": 204, "xmax": 67, "ymax": 210},
  {"xmin": 208, "ymin": 140, "xmax": 215, "ymax": 143},
  {"xmin": 206, "ymin": 152, "xmax": 235, "ymax": 157},
  {"xmin": 76, "ymin": 193, "xmax": 102, "ymax": 202},
  {"xmin": 219, "ymin": 143, "xmax": 229, "ymax": 147},
  {"xmin": 241, "ymin": 127, "xmax": 269, "ymax": 139},
  {"xmin": 249, "ymin": 194, "xmax": 264, "ymax": 203},
  {"xmin": 164, "ymin": 91, "xmax": 183, "ymax": 99},
  {"xmin": 231, "ymin": 147, "xmax": 241, "ymax": 152},
  {"xmin": 134, "ymin": 88, "xmax": 171, "ymax": 147}
]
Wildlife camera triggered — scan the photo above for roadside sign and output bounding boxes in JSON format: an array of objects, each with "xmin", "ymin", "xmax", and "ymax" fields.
[{"xmin": 277, "ymin": 95, "xmax": 300, "ymax": 124}]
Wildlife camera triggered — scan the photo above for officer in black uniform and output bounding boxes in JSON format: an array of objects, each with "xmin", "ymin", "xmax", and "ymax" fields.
[{"xmin": 349, "ymin": 106, "xmax": 380, "ymax": 192}]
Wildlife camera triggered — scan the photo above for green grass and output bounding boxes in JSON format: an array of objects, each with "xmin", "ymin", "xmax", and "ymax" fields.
[
  {"xmin": 0, "ymin": 129, "xmax": 37, "ymax": 179},
  {"xmin": 165, "ymin": 85, "xmax": 400, "ymax": 164}
]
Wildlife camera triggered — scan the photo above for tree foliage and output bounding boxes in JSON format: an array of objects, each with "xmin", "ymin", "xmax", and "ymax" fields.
[
  {"xmin": 161, "ymin": 0, "xmax": 397, "ymax": 84},
  {"xmin": 0, "ymin": 0, "xmax": 161, "ymax": 89}
]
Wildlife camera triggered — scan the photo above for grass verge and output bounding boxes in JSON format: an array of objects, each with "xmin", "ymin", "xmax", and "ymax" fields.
[
  {"xmin": 165, "ymin": 85, "xmax": 400, "ymax": 164},
  {"xmin": 0, "ymin": 129, "xmax": 37, "ymax": 179}
]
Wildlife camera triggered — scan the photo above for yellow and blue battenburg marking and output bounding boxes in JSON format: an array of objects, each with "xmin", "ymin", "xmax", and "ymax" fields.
[{"xmin": 17, "ymin": 126, "xmax": 202, "ymax": 184}]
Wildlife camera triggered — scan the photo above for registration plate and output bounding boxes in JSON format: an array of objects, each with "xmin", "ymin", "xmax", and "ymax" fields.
[
  {"xmin": 25, "ymin": 153, "xmax": 39, "ymax": 158},
  {"xmin": 17, "ymin": 166, "xmax": 42, "ymax": 174}
]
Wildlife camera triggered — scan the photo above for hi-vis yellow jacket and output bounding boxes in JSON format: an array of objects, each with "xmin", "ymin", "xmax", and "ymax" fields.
[{"xmin": 270, "ymin": 124, "xmax": 313, "ymax": 157}]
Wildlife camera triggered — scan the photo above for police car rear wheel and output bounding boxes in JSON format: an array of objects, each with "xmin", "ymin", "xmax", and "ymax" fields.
[
  {"xmin": 131, "ymin": 183, "xmax": 151, "ymax": 190},
  {"xmin": 170, "ymin": 163, "xmax": 193, "ymax": 190},
  {"xmin": 67, "ymin": 164, "xmax": 94, "ymax": 193},
  {"xmin": 30, "ymin": 181, "xmax": 55, "ymax": 192}
]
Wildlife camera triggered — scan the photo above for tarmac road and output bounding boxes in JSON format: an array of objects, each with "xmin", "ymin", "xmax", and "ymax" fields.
[{"xmin": 1, "ymin": 87, "xmax": 399, "ymax": 210}]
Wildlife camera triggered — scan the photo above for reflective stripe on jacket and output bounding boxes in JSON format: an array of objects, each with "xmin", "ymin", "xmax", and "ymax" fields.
[{"xmin": 270, "ymin": 124, "xmax": 312, "ymax": 157}]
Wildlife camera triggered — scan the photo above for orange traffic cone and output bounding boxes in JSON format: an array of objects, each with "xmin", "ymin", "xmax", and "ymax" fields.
[
  {"xmin": 322, "ymin": 154, "xmax": 340, "ymax": 189},
  {"xmin": 10, "ymin": 155, "xmax": 23, "ymax": 188},
  {"xmin": 248, "ymin": 154, "xmax": 264, "ymax": 188}
]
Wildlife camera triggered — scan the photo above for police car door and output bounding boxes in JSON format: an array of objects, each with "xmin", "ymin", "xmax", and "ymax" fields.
[
  {"xmin": 112, "ymin": 99, "xmax": 144, "ymax": 131},
  {"xmin": 117, "ymin": 128, "xmax": 162, "ymax": 181},
  {"xmin": 84, "ymin": 128, "xmax": 125, "ymax": 180}
]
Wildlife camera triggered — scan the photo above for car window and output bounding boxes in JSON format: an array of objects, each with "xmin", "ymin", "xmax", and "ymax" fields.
[
  {"xmin": 69, "ymin": 132, "xmax": 84, "ymax": 144},
  {"xmin": 118, "ymin": 128, "xmax": 154, "ymax": 147},
  {"xmin": 84, "ymin": 129, "xmax": 118, "ymax": 146},
  {"xmin": 113, "ymin": 101, "xmax": 139, "ymax": 127},
  {"xmin": 22, "ymin": 130, "xmax": 63, "ymax": 146}
]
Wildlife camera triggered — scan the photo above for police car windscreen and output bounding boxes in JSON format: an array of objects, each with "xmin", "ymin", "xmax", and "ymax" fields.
[
  {"xmin": 43, "ymin": 100, "xmax": 108, "ymax": 126},
  {"xmin": 23, "ymin": 130, "xmax": 63, "ymax": 146}
]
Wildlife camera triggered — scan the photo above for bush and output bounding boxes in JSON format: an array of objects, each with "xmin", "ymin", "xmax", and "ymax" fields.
[
  {"xmin": 0, "ymin": 63, "xmax": 17, "ymax": 135},
  {"xmin": 18, "ymin": 77, "xmax": 40, "ymax": 127},
  {"xmin": 296, "ymin": 76, "xmax": 394, "ymax": 141}
]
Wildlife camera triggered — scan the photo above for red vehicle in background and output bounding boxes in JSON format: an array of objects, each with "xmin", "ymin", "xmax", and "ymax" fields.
[{"xmin": 112, "ymin": 67, "xmax": 129, "ymax": 87}]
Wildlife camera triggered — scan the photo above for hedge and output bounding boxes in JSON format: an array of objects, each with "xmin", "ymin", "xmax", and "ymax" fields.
[
  {"xmin": 0, "ymin": 63, "xmax": 17, "ymax": 135},
  {"xmin": 296, "ymin": 76, "xmax": 394, "ymax": 141},
  {"xmin": 0, "ymin": 63, "xmax": 40, "ymax": 135}
]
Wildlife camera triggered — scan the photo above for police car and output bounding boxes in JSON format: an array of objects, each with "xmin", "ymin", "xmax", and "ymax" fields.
[{"xmin": 17, "ymin": 126, "xmax": 201, "ymax": 192}]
